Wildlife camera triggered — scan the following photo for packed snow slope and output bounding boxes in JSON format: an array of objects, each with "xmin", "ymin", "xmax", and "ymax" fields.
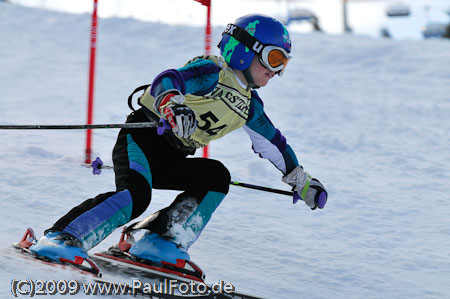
[{"xmin": 1, "ymin": 3, "xmax": 450, "ymax": 298}]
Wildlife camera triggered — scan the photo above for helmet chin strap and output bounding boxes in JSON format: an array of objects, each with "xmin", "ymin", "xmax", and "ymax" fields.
[{"xmin": 242, "ymin": 67, "xmax": 260, "ymax": 90}]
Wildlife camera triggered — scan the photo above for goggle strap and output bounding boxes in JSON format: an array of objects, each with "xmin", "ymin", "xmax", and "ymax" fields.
[{"xmin": 221, "ymin": 23, "xmax": 264, "ymax": 55}]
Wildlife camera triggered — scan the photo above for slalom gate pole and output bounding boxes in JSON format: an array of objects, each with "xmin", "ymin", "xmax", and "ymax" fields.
[
  {"xmin": 202, "ymin": 0, "xmax": 212, "ymax": 159},
  {"xmin": 85, "ymin": 0, "xmax": 99, "ymax": 164},
  {"xmin": 0, "ymin": 122, "xmax": 161, "ymax": 130}
]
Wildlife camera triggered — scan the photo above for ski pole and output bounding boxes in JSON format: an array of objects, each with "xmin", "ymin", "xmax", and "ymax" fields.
[
  {"xmin": 230, "ymin": 181, "xmax": 294, "ymax": 196},
  {"xmin": 83, "ymin": 157, "xmax": 295, "ymax": 197},
  {"xmin": 0, "ymin": 122, "xmax": 161, "ymax": 130}
]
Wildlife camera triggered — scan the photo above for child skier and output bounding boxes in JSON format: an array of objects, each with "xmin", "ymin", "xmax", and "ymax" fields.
[{"xmin": 30, "ymin": 14, "xmax": 328, "ymax": 272}]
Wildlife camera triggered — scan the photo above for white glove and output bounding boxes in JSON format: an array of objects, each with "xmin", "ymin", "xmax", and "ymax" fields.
[
  {"xmin": 153, "ymin": 89, "xmax": 186, "ymax": 111},
  {"xmin": 154, "ymin": 89, "xmax": 197, "ymax": 139},
  {"xmin": 282, "ymin": 166, "xmax": 328, "ymax": 210},
  {"xmin": 162, "ymin": 104, "xmax": 197, "ymax": 139}
]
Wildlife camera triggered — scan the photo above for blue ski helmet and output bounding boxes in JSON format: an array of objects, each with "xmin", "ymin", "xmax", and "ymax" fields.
[{"xmin": 219, "ymin": 14, "xmax": 291, "ymax": 71}]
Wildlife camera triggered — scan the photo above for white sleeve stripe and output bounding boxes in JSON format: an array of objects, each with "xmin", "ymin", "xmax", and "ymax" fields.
[{"xmin": 243, "ymin": 125, "xmax": 286, "ymax": 174}]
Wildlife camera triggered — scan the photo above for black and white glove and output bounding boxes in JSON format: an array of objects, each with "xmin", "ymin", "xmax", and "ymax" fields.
[
  {"xmin": 155, "ymin": 89, "xmax": 197, "ymax": 139},
  {"xmin": 282, "ymin": 166, "xmax": 328, "ymax": 210},
  {"xmin": 162, "ymin": 103, "xmax": 197, "ymax": 138}
]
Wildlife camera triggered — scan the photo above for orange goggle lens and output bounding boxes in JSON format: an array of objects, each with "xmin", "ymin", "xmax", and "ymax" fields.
[{"xmin": 267, "ymin": 49, "xmax": 289, "ymax": 68}]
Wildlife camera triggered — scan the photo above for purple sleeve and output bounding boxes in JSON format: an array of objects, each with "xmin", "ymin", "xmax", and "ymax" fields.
[{"xmin": 150, "ymin": 69, "xmax": 186, "ymax": 98}]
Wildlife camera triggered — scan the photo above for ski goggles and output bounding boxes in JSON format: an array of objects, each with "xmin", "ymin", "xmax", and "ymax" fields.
[
  {"xmin": 221, "ymin": 23, "xmax": 292, "ymax": 76},
  {"xmin": 258, "ymin": 45, "xmax": 291, "ymax": 75}
]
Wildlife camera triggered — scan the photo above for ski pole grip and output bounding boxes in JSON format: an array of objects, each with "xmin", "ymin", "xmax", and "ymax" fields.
[
  {"xmin": 157, "ymin": 118, "xmax": 171, "ymax": 135},
  {"xmin": 317, "ymin": 191, "xmax": 327, "ymax": 209}
]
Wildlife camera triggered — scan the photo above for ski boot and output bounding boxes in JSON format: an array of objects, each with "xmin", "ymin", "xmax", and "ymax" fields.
[
  {"xmin": 129, "ymin": 231, "xmax": 204, "ymax": 280},
  {"xmin": 96, "ymin": 228, "xmax": 204, "ymax": 281},
  {"xmin": 30, "ymin": 231, "xmax": 87, "ymax": 261},
  {"xmin": 19, "ymin": 229, "xmax": 100, "ymax": 276},
  {"xmin": 129, "ymin": 231, "xmax": 190, "ymax": 264}
]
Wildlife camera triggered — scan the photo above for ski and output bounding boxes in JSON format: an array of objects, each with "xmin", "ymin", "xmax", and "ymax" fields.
[
  {"xmin": 90, "ymin": 252, "xmax": 261, "ymax": 298},
  {"xmin": 13, "ymin": 227, "xmax": 262, "ymax": 298}
]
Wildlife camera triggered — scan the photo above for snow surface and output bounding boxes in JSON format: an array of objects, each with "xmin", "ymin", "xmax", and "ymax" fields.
[{"xmin": 1, "ymin": 2, "xmax": 450, "ymax": 298}]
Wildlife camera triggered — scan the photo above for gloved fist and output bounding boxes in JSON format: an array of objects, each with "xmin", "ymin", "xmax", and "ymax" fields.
[
  {"xmin": 154, "ymin": 89, "xmax": 186, "ymax": 111},
  {"xmin": 162, "ymin": 104, "xmax": 197, "ymax": 138},
  {"xmin": 282, "ymin": 166, "xmax": 328, "ymax": 210},
  {"xmin": 154, "ymin": 89, "xmax": 197, "ymax": 139}
]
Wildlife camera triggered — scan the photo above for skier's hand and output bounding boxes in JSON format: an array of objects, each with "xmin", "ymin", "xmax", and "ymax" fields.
[
  {"xmin": 162, "ymin": 104, "xmax": 197, "ymax": 138},
  {"xmin": 154, "ymin": 89, "xmax": 186, "ymax": 112},
  {"xmin": 154, "ymin": 89, "xmax": 197, "ymax": 138},
  {"xmin": 282, "ymin": 166, "xmax": 328, "ymax": 210}
]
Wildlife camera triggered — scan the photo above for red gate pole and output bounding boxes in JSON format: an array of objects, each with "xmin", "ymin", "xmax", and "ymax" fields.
[
  {"xmin": 194, "ymin": 0, "xmax": 212, "ymax": 158},
  {"xmin": 85, "ymin": 0, "xmax": 99, "ymax": 164},
  {"xmin": 202, "ymin": 0, "xmax": 211, "ymax": 158},
  {"xmin": 205, "ymin": 1, "xmax": 212, "ymax": 54}
]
